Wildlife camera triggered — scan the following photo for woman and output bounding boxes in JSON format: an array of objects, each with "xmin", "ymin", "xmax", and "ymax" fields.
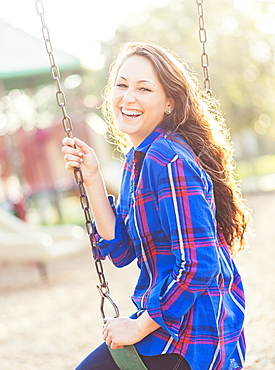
[{"xmin": 62, "ymin": 42, "xmax": 250, "ymax": 370}]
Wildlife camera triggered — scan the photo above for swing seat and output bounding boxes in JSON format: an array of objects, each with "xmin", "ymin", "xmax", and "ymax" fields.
[{"xmin": 108, "ymin": 345, "xmax": 148, "ymax": 370}]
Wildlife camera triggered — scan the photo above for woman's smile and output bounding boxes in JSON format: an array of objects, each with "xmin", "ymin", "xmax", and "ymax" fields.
[{"xmin": 120, "ymin": 107, "xmax": 143, "ymax": 119}]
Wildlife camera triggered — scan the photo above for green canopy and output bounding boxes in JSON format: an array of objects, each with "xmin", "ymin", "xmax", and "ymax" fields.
[{"xmin": 0, "ymin": 20, "xmax": 82, "ymax": 90}]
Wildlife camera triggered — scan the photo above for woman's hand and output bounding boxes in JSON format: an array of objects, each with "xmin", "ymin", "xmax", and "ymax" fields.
[
  {"xmin": 62, "ymin": 137, "xmax": 99, "ymax": 185},
  {"xmin": 103, "ymin": 318, "xmax": 144, "ymax": 350},
  {"xmin": 62, "ymin": 136, "xmax": 116, "ymax": 240},
  {"xmin": 103, "ymin": 312, "xmax": 160, "ymax": 350}
]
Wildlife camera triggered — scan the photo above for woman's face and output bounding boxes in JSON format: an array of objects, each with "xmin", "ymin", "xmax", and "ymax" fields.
[{"xmin": 112, "ymin": 55, "xmax": 172, "ymax": 147}]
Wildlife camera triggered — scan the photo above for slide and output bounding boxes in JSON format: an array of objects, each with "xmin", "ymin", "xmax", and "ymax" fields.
[{"xmin": 0, "ymin": 207, "xmax": 89, "ymax": 265}]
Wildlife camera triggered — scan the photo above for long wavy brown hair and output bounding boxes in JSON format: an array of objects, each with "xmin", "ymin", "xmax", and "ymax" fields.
[{"xmin": 102, "ymin": 42, "xmax": 251, "ymax": 255}]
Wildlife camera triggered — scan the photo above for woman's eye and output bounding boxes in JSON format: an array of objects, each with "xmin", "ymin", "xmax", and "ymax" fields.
[
  {"xmin": 116, "ymin": 83, "xmax": 127, "ymax": 88},
  {"xmin": 140, "ymin": 87, "xmax": 152, "ymax": 92}
]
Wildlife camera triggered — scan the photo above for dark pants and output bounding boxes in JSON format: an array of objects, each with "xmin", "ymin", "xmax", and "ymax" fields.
[{"xmin": 76, "ymin": 342, "xmax": 191, "ymax": 370}]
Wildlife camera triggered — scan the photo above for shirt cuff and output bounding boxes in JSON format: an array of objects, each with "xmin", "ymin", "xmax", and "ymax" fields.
[
  {"xmin": 146, "ymin": 278, "xmax": 182, "ymax": 341},
  {"xmin": 93, "ymin": 195, "xmax": 135, "ymax": 267},
  {"xmin": 96, "ymin": 214, "xmax": 128, "ymax": 258}
]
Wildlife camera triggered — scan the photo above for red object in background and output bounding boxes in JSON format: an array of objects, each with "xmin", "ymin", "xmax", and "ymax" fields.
[
  {"xmin": 13, "ymin": 196, "xmax": 27, "ymax": 221},
  {"xmin": 0, "ymin": 135, "xmax": 12, "ymax": 179},
  {"xmin": 0, "ymin": 120, "xmax": 90, "ymax": 205},
  {"xmin": 17, "ymin": 127, "xmax": 54, "ymax": 195}
]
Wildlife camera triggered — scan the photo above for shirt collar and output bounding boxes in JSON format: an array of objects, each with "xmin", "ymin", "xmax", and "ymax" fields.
[
  {"xmin": 125, "ymin": 125, "xmax": 168, "ymax": 162},
  {"xmin": 135, "ymin": 125, "xmax": 167, "ymax": 153}
]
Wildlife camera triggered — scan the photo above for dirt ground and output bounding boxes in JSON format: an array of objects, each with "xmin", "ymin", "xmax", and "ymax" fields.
[{"xmin": 0, "ymin": 191, "xmax": 274, "ymax": 370}]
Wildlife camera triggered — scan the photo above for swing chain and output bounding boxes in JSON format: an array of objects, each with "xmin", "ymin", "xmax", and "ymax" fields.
[
  {"xmin": 196, "ymin": 0, "xmax": 212, "ymax": 96},
  {"xmin": 35, "ymin": 0, "xmax": 119, "ymax": 323}
]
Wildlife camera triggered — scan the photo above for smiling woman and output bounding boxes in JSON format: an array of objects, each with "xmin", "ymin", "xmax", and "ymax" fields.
[{"xmin": 61, "ymin": 41, "xmax": 251, "ymax": 370}]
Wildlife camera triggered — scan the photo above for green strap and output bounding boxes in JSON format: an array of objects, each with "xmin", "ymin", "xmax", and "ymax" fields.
[{"xmin": 108, "ymin": 345, "xmax": 148, "ymax": 370}]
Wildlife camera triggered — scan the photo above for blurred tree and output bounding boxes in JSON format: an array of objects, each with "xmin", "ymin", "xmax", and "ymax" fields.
[{"xmin": 96, "ymin": 0, "xmax": 275, "ymax": 159}]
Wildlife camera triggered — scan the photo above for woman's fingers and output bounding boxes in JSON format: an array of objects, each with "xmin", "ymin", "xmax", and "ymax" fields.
[
  {"xmin": 72, "ymin": 137, "xmax": 91, "ymax": 154},
  {"xmin": 64, "ymin": 153, "xmax": 83, "ymax": 162},
  {"xmin": 62, "ymin": 137, "xmax": 85, "ymax": 171},
  {"xmin": 63, "ymin": 147, "xmax": 83, "ymax": 169},
  {"xmin": 64, "ymin": 155, "xmax": 83, "ymax": 169},
  {"xmin": 102, "ymin": 318, "xmax": 141, "ymax": 349},
  {"xmin": 62, "ymin": 145, "xmax": 83, "ymax": 158},
  {"xmin": 62, "ymin": 137, "xmax": 75, "ymax": 147},
  {"xmin": 102, "ymin": 324, "xmax": 112, "ymax": 347},
  {"xmin": 65, "ymin": 161, "xmax": 80, "ymax": 171},
  {"xmin": 62, "ymin": 136, "xmax": 100, "ymax": 183},
  {"xmin": 102, "ymin": 325, "xmax": 107, "ymax": 340},
  {"xmin": 62, "ymin": 137, "xmax": 94, "ymax": 163}
]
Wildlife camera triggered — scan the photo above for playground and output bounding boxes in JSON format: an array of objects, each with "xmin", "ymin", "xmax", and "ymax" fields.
[
  {"xmin": 0, "ymin": 2, "xmax": 274, "ymax": 369},
  {"xmin": 0, "ymin": 191, "xmax": 274, "ymax": 370}
]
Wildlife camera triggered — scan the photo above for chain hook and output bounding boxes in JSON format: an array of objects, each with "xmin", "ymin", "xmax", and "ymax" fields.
[{"xmin": 97, "ymin": 283, "xmax": 120, "ymax": 323}]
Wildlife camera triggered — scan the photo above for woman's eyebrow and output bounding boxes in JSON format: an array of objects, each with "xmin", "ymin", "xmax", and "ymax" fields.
[
  {"xmin": 117, "ymin": 76, "xmax": 155, "ymax": 87},
  {"xmin": 138, "ymin": 79, "xmax": 156, "ymax": 87},
  {"xmin": 117, "ymin": 75, "xmax": 127, "ymax": 81}
]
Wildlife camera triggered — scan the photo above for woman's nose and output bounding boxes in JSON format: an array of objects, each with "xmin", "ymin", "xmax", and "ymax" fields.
[{"xmin": 122, "ymin": 88, "xmax": 136, "ymax": 103}]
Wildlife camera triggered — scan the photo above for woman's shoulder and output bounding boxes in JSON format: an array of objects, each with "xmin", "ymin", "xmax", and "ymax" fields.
[
  {"xmin": 143, "ymin": 133, "xmax": 211, "ymax": 191},
  {"xmin": 146, "ymin": 133, "xmax": 197, "ymax": 166}
]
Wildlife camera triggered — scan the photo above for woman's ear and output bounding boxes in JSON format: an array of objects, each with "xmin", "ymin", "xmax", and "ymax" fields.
[{"xmin": 167, "ymin": 98, "xmax": 175, "ymax": 112}]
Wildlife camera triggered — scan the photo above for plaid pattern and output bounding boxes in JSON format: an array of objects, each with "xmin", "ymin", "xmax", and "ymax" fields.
[{"xmin": 98, "ymin": 126, "xmax": 245, "ymax": 370}]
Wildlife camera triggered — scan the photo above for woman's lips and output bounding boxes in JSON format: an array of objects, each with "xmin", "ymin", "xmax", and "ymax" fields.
[{"xmin": 121, "ymin": 108, "xmax": 143, "ymax": 118}]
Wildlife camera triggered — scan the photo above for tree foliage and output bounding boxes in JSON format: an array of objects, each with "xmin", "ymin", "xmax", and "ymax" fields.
[{"xmin": 97, "ymin": 0, "xmax": 275, "ymax": 158}]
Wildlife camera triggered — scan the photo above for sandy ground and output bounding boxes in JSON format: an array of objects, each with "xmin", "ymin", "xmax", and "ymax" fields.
[{"xmin": 0, "ymin": 192, "xmax": 274, "ymax": 370}]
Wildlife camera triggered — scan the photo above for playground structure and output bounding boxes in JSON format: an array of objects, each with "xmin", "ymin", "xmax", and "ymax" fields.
[{"xmin": 0, "ymin": 206, "xmax": 89, "ymax": 278}]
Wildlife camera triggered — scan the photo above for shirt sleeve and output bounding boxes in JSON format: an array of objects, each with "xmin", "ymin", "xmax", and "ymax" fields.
[
  {"xmin": 146, "ymin": 157, "xmax": 220, "ymax": 340},
  {"xmin": 95, "ymin": 195, "xmax": 136, "ymax": 267}
]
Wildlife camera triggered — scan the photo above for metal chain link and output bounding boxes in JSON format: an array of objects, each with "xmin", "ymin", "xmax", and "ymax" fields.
[
  {"xmin": 196, "ymin": 0, "xmax": 212, "ymax": 96},
  {"xmin": 35, "ymin": 0, "xmax": 119, "ymax": 323}
]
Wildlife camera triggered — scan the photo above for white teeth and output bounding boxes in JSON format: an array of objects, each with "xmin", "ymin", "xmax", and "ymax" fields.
[{"xmin": 121, "ymin": 108, "xmax": 142, "ymax": 116}]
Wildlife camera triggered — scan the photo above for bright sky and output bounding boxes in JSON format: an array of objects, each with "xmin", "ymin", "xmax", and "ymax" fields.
[
  {"xmin": 2, "ymin": 0, "xmax": 274, "ymax": 70},
  {"xmin": 1, "ymin": 0, "xmax": 170, "ymax": 69}
]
